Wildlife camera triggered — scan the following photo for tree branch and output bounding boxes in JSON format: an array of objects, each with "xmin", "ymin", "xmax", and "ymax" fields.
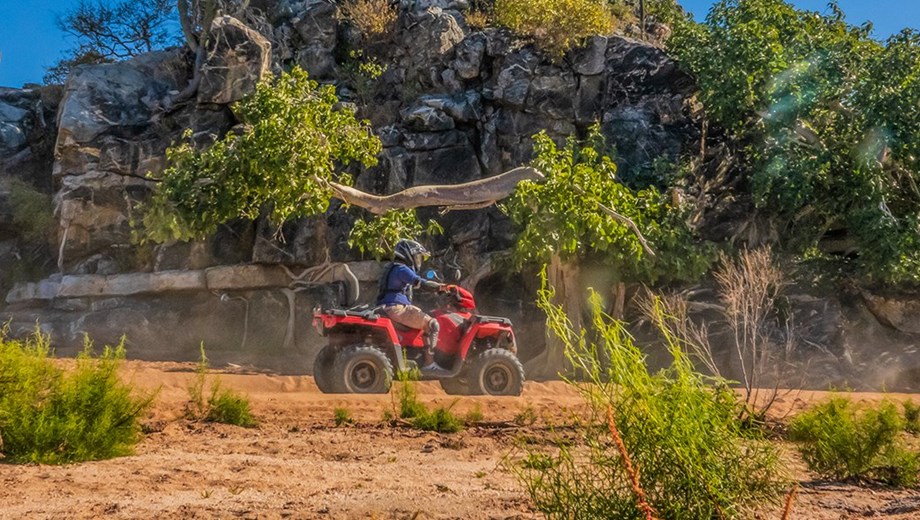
[
  {"xmin": 327, "ymin": 167, "xmax": 544, "ymax": 215},
  {"xmin": 571, "ymin": 185, "xmax": 656, "ymax": 257}
]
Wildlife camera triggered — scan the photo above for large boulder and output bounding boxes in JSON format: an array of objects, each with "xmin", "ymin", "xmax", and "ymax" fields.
[
  {"xmin": 450, "ymin": 32, "xmax": 487, "ymax": 80},
  {"xmin": 198, "ymin": 15, "xmax": 273, "ymax": 105}
]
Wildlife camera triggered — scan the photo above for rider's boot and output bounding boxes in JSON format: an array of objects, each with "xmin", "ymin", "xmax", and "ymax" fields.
[{"xmin": 421, "ymin": 320, "xmax": 449, "ymax": 375}]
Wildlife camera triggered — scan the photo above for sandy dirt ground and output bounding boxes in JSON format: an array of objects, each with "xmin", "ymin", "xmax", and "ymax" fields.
[{"xmin": 2, "ymin": 361, "xmax": 920, "ymax": 519}]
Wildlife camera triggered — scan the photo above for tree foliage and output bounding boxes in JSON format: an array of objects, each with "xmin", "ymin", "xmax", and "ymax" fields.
[
  {"xmin": 668, "ymin": 0, "xmax": 920, "ymax": 284},
  {"xmin": 348, "ymin": 210, "xmax": 443, "ymax": 260},
  {"xmin": 142, "ymin": 67, "xmax": 382, "ymax": 243},
  {"xmin": 503, "ymin": 127, "xmax": 712, "ymax": 284},
  {"xmin": 46, "ymin": 0, "xmax": 175, "ymax": 84}
]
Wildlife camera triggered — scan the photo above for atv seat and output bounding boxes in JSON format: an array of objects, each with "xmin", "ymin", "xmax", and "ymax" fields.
[{"xmin": 475, "ymin": 315, "xmax": 512, "ymax": 326}]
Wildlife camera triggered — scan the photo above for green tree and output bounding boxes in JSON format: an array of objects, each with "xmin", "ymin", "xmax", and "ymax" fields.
[
  {"xmin": 503, "ymin": 127, "xmax": 712, "ymax": 375},
  {"xmin": 667, "ymin": 0, "xmax": 920, "ymax": 284},
  {"xmin": 142, "ymin": 67, "xmax": 382, "ymax": 243}
]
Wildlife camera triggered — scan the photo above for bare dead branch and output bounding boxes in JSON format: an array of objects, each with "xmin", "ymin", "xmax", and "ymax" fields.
[{"xmin": 327, "ymin": 167, "xmax": 544, "ymax": 214}]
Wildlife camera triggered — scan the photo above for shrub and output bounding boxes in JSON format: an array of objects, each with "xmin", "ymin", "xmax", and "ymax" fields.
[
  {"xmin": 789, "ymin": 398, "xmax": 920, "ymax": 486},
  {"xmin": 340, "ymin": 0, "xmax": 397, "ymax": 40},
  {"xmin": 494, "ymin": 0, "xmax": 613, "ymax": 58},
  {"xmin": 413, "ymin": 406, "xmax": 465, "ymax": 433},
  {"xmin": 512, "ymin": 285, "xmax": 785, "ymax": 519},
  {"xmin": 0, "ymin": 331, "xmax": 152, "ymax": 464},
  {"xmin": 186, "ymin": 346, "xmax": 257, "ymax": 428}
]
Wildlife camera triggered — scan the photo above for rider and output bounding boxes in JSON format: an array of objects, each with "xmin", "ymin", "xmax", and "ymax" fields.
[{"xmin": 376, "ymin": 239, "xmax": 445, "ymax": 371}]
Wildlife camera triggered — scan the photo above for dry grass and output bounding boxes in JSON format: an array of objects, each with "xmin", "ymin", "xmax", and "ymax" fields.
[
  {"xmin": 465, "ymin": 9, "xmax": 490, "ymax": 29},
  {"xmin": 494, "ymin": 0, "xmax": 614, "ymax": 58},
  {"xmin": 714, "ymin": 248, "xmax": 790, "ymax": 418},
  {"xmin": 340, "ymin": 0, "xmax": 397, "ymax": 40},
  {"xmin": 643, "ymin": 247, "xmax": 795, "ymax": 423}
]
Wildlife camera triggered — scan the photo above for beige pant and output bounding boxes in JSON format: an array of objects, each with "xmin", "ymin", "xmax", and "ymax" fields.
[{"xmin": 384, "ymin": 304, "xmax": 433, "ymax": 330}]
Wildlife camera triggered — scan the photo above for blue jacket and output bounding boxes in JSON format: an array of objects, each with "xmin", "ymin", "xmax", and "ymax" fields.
[{"xmin": 376, "ymin": 263, "xmax": 421, "ymax": 306}]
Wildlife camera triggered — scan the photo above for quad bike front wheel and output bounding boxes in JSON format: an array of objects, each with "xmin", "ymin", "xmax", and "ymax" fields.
[
  {"xmin": 332, "ymin": 345, "xmax": 394, "ymax": 394},
  {"xmin": 469, "ymin": 349, "xmax": 525, "ymax": 396},
  {"xmin": 313, "ymin": 346, "xmax": 340, "ymax": 394}
]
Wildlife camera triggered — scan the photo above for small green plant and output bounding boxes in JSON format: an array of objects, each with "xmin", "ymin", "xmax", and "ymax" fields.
[
  {"xmin": 186, "ymin": 345, "xmax": 257, "ymax": 428},
  {"xmin": 464, "ymin": 404, "xmax": 484, "ymax": 424},
  {"xmin": 334, "ymin": 407, "xmax": 355, "ymax": 427},
  {"xmin": 495, "ymin": 0, "xmax": 613, "ymax": 58},
  {"xmin": 0, "ymin": 330, "xmax": 152, "ymax": 464},
  {"xmin": 389, "ymin": 371, "xmax": 465, "ymax": 433},
  {"xmin": 394, "ymin": 372, "xmax": 427, "ymax": 420},
  {"xmin": 513, "ymin": 405, "xmax": 538, "ymax": 426},
  {"xmin": 789, "ymin": 398, "xmax": 920, "ymax": 486},
  {"xmin": 341, "ymin": 50, "xmax": 386, "ymax": 106},
  {"xmin": 904, "ymin": 401, "xmax": 920, "ymax": 435}
]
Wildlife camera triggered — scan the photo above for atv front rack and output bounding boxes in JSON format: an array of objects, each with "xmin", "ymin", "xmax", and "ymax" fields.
[{"xmin": 475, "ymin": 315, "xmax": 512, "ymax": 326}]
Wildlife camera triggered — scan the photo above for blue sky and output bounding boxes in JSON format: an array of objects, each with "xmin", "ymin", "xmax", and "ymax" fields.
[{"xmin": 0, "ymin": 0, "xmax": 918, "ymax": 88}]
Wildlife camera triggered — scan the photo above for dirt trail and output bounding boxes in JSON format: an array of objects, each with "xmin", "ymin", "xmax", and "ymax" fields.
[{"xmin": 2, "ymin": 361, "xmax": 920, "ymax": 519}]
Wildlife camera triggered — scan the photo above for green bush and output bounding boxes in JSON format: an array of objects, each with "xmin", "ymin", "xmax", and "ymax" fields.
[
  {"xmin": 495, "ymin": 0, "xmax": 613, "ymax": 58},
  {"xmin": 0, "ymin": 331, "xmax": 152, "ymax": 464},
  {"xmin": 512, "ymin": 287, "xmax": 785, "ymax": 519},
  {"xmin": 789, "ymin": 398, "xmax": 920, "ymax": 486},
  {"xmin": 186, "ymin": 346, "xmax": 257, "ymax": 428}
]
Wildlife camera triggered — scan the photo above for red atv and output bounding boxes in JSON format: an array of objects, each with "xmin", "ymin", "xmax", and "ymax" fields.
[{"xmin": 311, "ymin": 285, "xmax": 525, "ymax": 395}]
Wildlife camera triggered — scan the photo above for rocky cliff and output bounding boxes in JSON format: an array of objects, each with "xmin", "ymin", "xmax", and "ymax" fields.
[{"xmin": 1, "ymin": 0, "xmax": 919, "ymax": 388}]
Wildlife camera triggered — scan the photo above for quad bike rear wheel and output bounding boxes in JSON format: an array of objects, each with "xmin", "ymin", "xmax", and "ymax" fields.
[
  {"xmin": 332, "ymin": 345, "xmax": 394, "ymax": 394},
  {"xmin": 313, "ymin": 346, "xmax": 340, "ymax": 394},
  {"xmin": 469, "ymin": 349, "xmax": 525, "ymax": 396}
]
